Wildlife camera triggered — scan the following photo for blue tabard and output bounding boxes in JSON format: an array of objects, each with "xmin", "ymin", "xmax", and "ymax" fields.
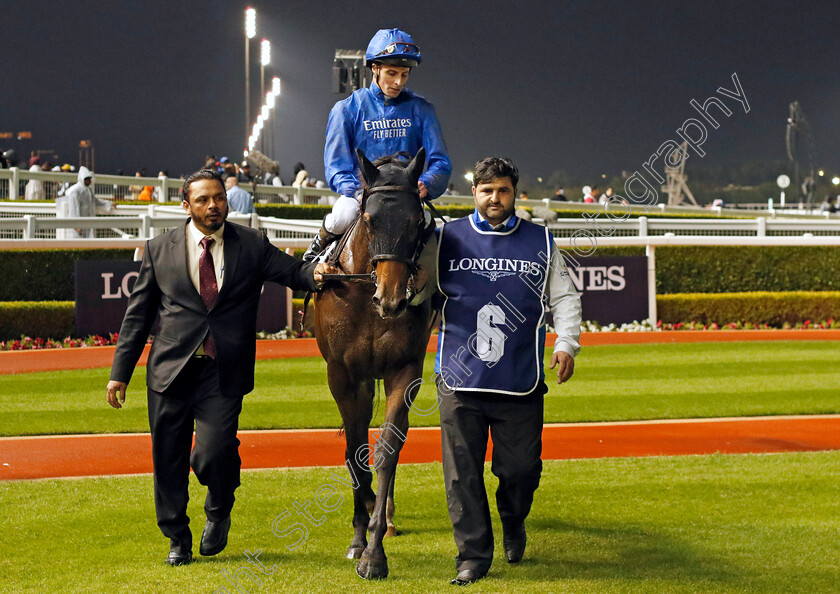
[{"xmin": 436, "ymin": 215, "xmax": 552, "ymax": 395}]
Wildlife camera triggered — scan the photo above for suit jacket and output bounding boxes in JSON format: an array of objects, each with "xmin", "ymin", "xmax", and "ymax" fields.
[{"xmin": 110, "ymin": 220, "xmax": 316, "ymax": 397}]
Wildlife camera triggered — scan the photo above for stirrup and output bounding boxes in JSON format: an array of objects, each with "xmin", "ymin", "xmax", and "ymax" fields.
[
  {"xmin": 303, "ymin": 228, "xmax": 339, "ymax": 263},
  {"xmin": 303, "ymin": 234, "xmax": 325, "ymax": 263}
]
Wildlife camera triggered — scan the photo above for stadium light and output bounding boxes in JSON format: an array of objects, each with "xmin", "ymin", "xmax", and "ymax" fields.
[
  {"xmin": 266, "ymin": 90, "xmax": 275, "ymax": 109},
  {"xmin": 244, "ymin": 7, "xmax": 257, "ymax": 151},
  {"xmin": 261, "ymin": 105, "xmax": 269, "ymax": 120},
  {"xmin": 833, "ymin": 177, "xmax": 840, "ymax": 185},
  {"xmin": 464, "ymin": 172, "xmax": 474, "ymax": 183},
  {"xmin": 261, "ymin": 39, "xmax": 271, "ymax": 66},
  {"xmin": 245, "ymin": 8, "xmax": 256, "ymax": 39},
  {"xmin": 272, "ymin": 76, "xmax": 281, "ymax": 96}
]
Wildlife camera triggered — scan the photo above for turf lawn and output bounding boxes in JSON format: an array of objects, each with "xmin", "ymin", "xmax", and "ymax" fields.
[
  {"xmin": 0, "ymin": 452, "xmax": 838, "ymax": 593},
  {"xmin": 1, "ymin": 341, "xmax": 839, "ymax": 436}
]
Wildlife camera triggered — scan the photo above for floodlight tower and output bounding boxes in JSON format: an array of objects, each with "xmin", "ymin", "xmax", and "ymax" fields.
[{"xmin": 245, "ymin": 7, "xmax": 256, "ymax": 147}]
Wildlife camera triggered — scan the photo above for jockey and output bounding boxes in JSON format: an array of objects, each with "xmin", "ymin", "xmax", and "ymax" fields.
[{"xmin": 304, "ymin": 28, "xmax": 453, "ymax": 261}]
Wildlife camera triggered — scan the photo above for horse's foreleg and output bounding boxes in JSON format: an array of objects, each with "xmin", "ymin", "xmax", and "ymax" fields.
[
  {"xmin": 330, "ymin": 370, "xmax": 375, "ymax": 560},
  {"xmin": 356, "ymin": 369, "xmax": 417, "ymax": 580}
]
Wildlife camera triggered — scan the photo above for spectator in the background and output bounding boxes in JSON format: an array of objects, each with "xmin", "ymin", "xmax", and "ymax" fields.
[
  {"xmin": 443, "ymin": 183, "xmax": 455, "ymax": 196},
  {"xmin": 237, "ymin": 161, "xmax": 254, "ymax": 185},
  {"xmin": 519, "ymin": 190, "xmax": 529, "ymax": 201},
  {"xmin": 263, "ymin": 164, "xmax": 282, "ymax": 186},
  {"xmin": 129, "ymin": 172, "xmax": 144, "ymax": 200},
  {"xmin": 139, "ymin": 183, "xmax": 155, "ymax": 202},
  {"xmin": 152, "ymin": 171, "xmax": 169, "ymax": 202},
  {"xmin": 293, "ymin": 168, "xmax": 313, "ymax": 188},
  {"xmin": 712, "ymin": 198, "xmax": 726, "ymax": 209},
  {"xmin": 25, "ymin": 156, "xmax": 46, "ymax": 201},
  {"xmin": 1, "ymin": 149, "xmax": 22, "ymax": 169},
  {"xmin": 224, "ymin": 175, "xmax": 255, "ymax": 214},
  {"xmin": 63, "ymin": 166, "xmax": 114, "ymax": 238},
  {"xmin": 599, "ymin": 187, "xmax": 614, "ymax": 205},
  {"xmin": 57, "ymin": 164, "xmax": 74, "ymax": 197},
  {"xmin": 203, "ymin": 155, "xmax": 217, "ymax": 170},
  {"xmin": 583, "ymin": 185, "xmax": 598, "ymax": 204},
  {"xmin": 553, "ymin": 187, "xmax": 567, "ymax": 201}
]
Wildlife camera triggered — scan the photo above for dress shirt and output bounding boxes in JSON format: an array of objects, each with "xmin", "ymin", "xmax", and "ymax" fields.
[{"xmin": 186, "ymin": 221, "xmax": 225, "ymax": 296}]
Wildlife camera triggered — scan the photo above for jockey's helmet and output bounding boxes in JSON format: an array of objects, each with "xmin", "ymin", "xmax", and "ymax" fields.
[{"xmin": 365, "ymin": 29, "xmax": 422, "ymax": 68}]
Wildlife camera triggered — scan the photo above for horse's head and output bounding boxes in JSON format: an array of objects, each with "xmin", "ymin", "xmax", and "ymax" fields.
[{"xmin": 357, "ymin": 147, "xmax": 427, "ymax": 319}]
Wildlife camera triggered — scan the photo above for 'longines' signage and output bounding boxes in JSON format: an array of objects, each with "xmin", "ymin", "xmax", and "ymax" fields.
[
  {"xmin": 568, "ymin": 256, "xmax": 647, "ymax": 325},
  {"xmin": 74, "ymin": 261, "xmax": 289, "ymax": 337}
]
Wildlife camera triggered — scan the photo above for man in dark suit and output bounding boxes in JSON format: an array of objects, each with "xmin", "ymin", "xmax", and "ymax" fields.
[{"xmin": 106, "ymin": 169, "xmax": 336, "ymax": 566}]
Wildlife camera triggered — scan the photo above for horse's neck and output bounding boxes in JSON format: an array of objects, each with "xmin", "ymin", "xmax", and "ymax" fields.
[{"xmin": 341, "ymin": 218, "xmax": 372, "ymax": 275}]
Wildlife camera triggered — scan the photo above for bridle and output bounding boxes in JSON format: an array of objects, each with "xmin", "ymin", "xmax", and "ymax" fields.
[
  {"xmin": 301, "ymin": 182, "xmax": 440, "ymax": 331},
  {"xmin": 320, "ymin": 182, "xmax": 430, "ymax": 283}
]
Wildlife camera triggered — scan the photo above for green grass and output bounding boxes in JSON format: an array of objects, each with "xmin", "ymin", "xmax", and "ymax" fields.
[
  {"xmin": 0, "ymin": 452, "xmax": 838, "ymax": 593},
  {"xmin": 2, "ymin": 341, "xmax": 840, "ymax": 436}
]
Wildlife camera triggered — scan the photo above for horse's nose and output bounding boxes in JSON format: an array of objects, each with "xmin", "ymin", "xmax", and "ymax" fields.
[{"xmin": 373, "ymin": 294, "xmax": 407, "ymax": 319}]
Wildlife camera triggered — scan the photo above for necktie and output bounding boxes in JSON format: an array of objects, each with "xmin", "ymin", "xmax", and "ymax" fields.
[{"xmin": 199, "ymin": 237, "xmax": 218, "ymax": 358}]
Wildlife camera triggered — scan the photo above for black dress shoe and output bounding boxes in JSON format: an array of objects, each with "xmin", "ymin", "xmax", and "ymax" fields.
[
  {"xmin": 165, "ymin": 539, "xmax": 192, "ymax": 566},
  {"xmin": 200, "ymin": 516, "xmax": 231, "ymax": 556},
  {"xmin": 503, "ymin": 523, "xmax": 527, "ymax": 564},
  {"xmin": 450, "ymin": 568, "xmax": 486, "ymax": 586}
]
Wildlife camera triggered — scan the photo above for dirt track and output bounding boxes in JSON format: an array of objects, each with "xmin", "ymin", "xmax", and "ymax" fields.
[{"xmin": 2, "ymin": 416, "xmax": 839, "ymax": 481}]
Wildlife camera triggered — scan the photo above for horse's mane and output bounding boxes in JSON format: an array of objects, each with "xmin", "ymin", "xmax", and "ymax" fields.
[{"xmin": 371, "ymin": 152, "xmax": 412, "ymax": 168}]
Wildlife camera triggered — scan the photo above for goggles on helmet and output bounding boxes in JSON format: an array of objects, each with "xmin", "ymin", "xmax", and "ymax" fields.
[{"xmin": 374, "ymin": 42, "xmax": 419, "ymax": 59}]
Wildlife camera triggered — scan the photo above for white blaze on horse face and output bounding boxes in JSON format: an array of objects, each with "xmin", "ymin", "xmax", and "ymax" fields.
[{"xmin": 373, "ymin": 260, "xmax": 410, "ymax": 318}]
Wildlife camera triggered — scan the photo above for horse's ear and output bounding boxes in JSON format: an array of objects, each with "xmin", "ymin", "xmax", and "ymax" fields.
[
  {"xmin": 356, "ymin": 149, "xmax": 378, "ymax": 185},
  {"xmin": 406, "ymin": 148, "xmax": 426, "ymax": 183}
]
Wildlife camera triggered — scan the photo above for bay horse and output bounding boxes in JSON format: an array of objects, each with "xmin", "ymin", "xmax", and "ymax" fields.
[{"xmin": 313, "ymin": 148, "xmax": 434, "ymax": 579}]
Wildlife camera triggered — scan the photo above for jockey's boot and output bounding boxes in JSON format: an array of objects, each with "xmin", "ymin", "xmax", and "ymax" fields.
[{"xmin": 303, "ymin": 218, "xmax": 338, "ymax": 263}]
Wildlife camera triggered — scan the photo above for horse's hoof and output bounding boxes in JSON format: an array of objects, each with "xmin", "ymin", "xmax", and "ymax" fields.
[
  {"xmin": 356, "ymin": 557, "xmax": 389, "ymax": 580},
  {"xmin": 384, "ymin": 525, "xmax": 397, "ymax": 538},
  {"xmin": 346, "ymin": 546, "xmax": 364, "ymax": 559}
]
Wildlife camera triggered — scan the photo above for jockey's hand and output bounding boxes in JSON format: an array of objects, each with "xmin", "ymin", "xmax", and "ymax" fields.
[
  {"xmin": 418, "ymin": 181, "xmax": 428, "ymax": 199},
  {"xmin": 549, "ymin": 351, "xmax": 575, "ymax": 385},
  {"xmin": 313, "ymin": 262, "xmax": 340, "ymax": 285}
]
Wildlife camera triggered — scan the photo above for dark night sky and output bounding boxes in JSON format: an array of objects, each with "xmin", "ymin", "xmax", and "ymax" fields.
[{"xmin": 4, "ymin": 0, "xmax": 839, "ymax": 192}]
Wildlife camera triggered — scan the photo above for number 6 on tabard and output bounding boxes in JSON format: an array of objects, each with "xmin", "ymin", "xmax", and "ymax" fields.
[{"xmin": 475, "ymin": 304, "xmax": 506, "ymax": 364}]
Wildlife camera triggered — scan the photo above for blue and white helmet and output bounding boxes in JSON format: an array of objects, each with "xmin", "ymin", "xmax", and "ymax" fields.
[{"xmin": 365, "ymin": 28, "xmax": 422, "ymax": 68}]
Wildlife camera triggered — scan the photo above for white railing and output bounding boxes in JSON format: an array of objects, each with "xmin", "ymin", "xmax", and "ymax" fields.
[
  {"xmin": 0, "ymin": 167, "xmax": 339, "ymax": 205},
  {"xmin": 547, "ymin": 216, "xmax": 840, "ymax": 237},
  {"xmin": 4, "ymin": 207, "xmax": 840, "ymax": 242}
]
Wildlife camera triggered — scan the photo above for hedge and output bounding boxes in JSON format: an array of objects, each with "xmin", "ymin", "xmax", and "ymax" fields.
[
  {"xmin": 0, "ymin": 301, "xmax": 75, "ymax": 340},
  {"xmin": 586, "ymin": 246, "xmax": 840, "ymax": 294},
  {"xmin": 5, "ymin": 245, "xmax": 840, "ymax": 302},
  {"xmin": 5, "ymin": 292, "xmax": 840, "ymax": 340},
  {"xmin": 658, "ymin": 291, "xmax": 840, "ymax": 325},
  {"xmin": 0, "ymin": 249, "xmax": 134, "ymax": 301}
]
